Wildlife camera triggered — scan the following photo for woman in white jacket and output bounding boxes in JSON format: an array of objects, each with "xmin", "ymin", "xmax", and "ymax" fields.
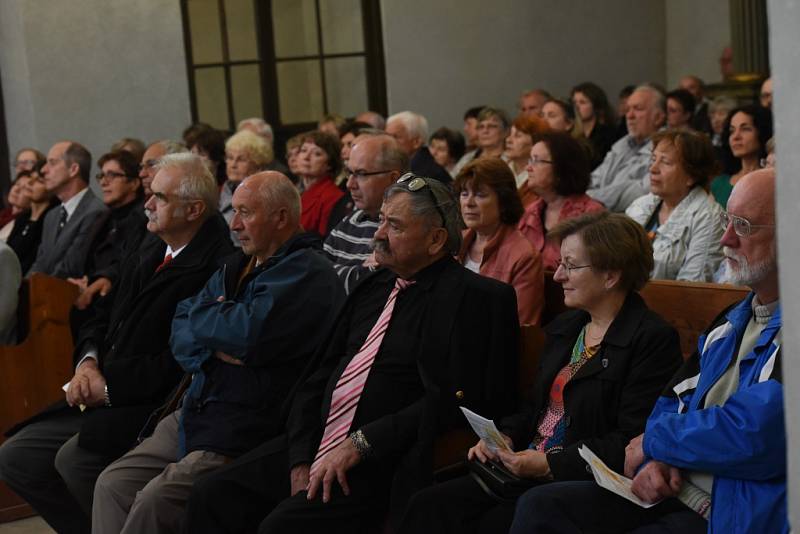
[{"xmin": 626, "ymin": 129, "xmax": 724, "ymax": 282}]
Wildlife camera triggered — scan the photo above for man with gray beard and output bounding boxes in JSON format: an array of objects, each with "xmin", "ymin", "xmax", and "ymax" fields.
[{"xmin": 511, "ymin": 168, "xmax": 786, "ymax": 533}]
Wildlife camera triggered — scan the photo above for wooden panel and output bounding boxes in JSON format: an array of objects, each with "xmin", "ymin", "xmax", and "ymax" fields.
[{"xmin": 0, "ymin": 274, "xmax": 78, "ymax": 523}]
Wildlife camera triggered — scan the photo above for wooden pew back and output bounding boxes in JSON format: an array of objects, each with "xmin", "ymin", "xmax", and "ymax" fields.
[{"xmin": 0, "ymin": 274, "xmax": 78, "ymax": 522}]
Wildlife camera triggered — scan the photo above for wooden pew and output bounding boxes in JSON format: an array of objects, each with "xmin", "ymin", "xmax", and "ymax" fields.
[{"xmin": 0, "ymin": 274, "xmax": 78, "ymax": 522}]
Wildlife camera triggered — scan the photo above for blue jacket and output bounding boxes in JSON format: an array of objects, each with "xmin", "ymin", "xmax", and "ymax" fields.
[
  {"xmin": 170, "ymin": 232, "xmax": 345, "ymax": 457},
  {"xmin": 642, "ymin": 294, "xmax": 786, "ymax": 534}
]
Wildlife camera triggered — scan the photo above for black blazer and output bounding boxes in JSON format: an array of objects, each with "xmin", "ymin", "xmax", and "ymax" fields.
[
  {"xmin": 285, "ymin": 257, "xmax": 519, "ymax": 524},
  {"xmin": 501, "ymin": 291, "xmax": 682, "ymax": 481},
  {"xmin": 7, "ymin": 214, "xmax": 234, "ymax": 456}
]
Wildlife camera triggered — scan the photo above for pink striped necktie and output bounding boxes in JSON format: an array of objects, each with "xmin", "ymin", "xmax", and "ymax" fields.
[{"xmin": 311, "ymin": 277, "xmax": 415, "ymax": 471}]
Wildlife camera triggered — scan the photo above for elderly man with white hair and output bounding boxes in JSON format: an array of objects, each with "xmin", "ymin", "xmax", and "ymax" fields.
[
  {"xmin": 588, "ymin": 84, "xmax": 666, "ymax": 212},
  {"xmin": 387, "ymin": 111, "xmax": 451, "ymax": 184}
]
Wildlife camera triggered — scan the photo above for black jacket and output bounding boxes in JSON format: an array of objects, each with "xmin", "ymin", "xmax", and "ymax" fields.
[
  {"xmin": 8, "ymin": 214, "xmax": 234, "ymax": 456},
  {"xmin": 501, "ymin": 291, "xmax": 682, "ymax": 480},
  {"xmin": 286, "ymin": 257, "xmax": 519, "ymax": 524}
]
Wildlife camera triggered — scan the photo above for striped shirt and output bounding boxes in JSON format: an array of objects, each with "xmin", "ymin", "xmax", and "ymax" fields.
[{"xmin": 323, "ymin": 210, "xmax": 379, "ymax": 293}]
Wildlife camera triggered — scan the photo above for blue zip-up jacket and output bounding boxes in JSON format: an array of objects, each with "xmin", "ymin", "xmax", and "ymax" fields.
[
  {"xmin": 642, "ymin": 294, "xmax": 786, "ymax": 533},
  {"xmin": 170, "ymin": 232, "xmax": 345, "ymax": 458}
]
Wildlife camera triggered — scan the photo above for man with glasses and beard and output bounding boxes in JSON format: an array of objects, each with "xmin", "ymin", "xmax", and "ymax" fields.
[
  {"xmin": 509, "ymin": 168, "xmax": 786, "ymax": 534},
  {"xmin": 182, "ymin": 173, "xmax": 519, "ymax": 534}
]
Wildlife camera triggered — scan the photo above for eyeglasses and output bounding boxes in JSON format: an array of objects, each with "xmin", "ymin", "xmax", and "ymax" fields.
[
  {"xmin": 345, "ymin": 167, "xmax": 392, "ymax": 181},
  {"xmin": 555, "ymin": 261, "xmax": 592, "ymax": 276},
  {"xmin": 528, "ymin": 156, "xmax": 554, "ymax": 167},
  {"xmin": 396, "ymin": 172, "xmax": 448, "ymax": 227},
  {"xmin": 719, "ymin": 211, "xmax": 774, "ymax": 237},
  {"xmin": 95, "ymin": 170, "xmax": 129, "ymax": 183}
]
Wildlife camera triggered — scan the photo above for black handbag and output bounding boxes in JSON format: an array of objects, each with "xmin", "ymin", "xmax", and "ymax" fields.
[{"xmin": 467, "ymin": 458, "xmax": 537, "ymax": 501}]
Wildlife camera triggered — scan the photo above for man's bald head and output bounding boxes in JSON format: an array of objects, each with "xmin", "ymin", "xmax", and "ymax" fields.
[
  {"xmin": 728, "ymin": 168, "xmax": 775, "ymax": 221},
  {"xmin": 231, "ymin": 171, "xmax": 301, "ymax": 262}
]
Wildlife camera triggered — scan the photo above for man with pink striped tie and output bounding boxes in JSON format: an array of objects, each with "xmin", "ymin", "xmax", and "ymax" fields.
[{"xmin": 184, "ymin": 173, "xmax": 520, "ymax": 534}]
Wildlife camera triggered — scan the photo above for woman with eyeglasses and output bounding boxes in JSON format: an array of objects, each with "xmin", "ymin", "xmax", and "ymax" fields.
[
  {"xmin": 626, "ymin": 129, "xmax": 724, "ymax": 282},
  {"xmin": 454, "ymin": 158, "xmax": 544, "ymax": 325},
  {"xmin": 298, "ymin": 130, "xmax": 345, "ymax": 238},
  {"xmin": 503, "ymin": 114, "xmax": 550, "ymax": 194},
  {"xmin": 517, "ymin": 131, "xmax": 604, "ymax": 271},
  {"xmin": 399, "ymin": 211, "xmax": 682, "ymax": 534},
  {"xmin": 710, "ymin": 105, "xmax": 773, "ymax": 208},
  {"xmin": 6, "ymin": 167, "xmax": 57, "ymax": 274}
]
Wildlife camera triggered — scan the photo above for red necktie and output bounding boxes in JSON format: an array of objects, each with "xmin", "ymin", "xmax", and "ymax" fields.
[
  {"xmin": 311, "ymin": 278, "xmax": 414, "ymax": 472},
  {"xmin": 155, "ymin": 253, "xmax": 173, "ymax": 273}
]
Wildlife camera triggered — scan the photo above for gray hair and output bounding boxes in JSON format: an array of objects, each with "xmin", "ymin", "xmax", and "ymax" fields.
[
  {"xmin": 387, "ymin": 111, "xmax": 429, "ymax": 143},
  {"xmin": 355, "ymin": 111, "xmax": 386, "ymax": 130},
  {"xmin": 384, "ymin": 176, "xmax": 463, "ymax": 254},
  {"xmin": 153, "ymin": 139, "xmax": 188, "ymax": 155},
  {"xmin": 634, "ymin": 84, "xmax": 667, "ymax": 113},
  {"xmin": 709, "ymin": 95, "xmax": 737, "ymax": 115},
  {"xmin": 354, "ymin": 133, "xmax": 410, "ymax": 174},
  {"xmin": 237, "ymin": 117, "xmax": 274, "ymax": 145},
  {"xmin": 156, "ymin": 153, "xmax": 218, "ymax": 214},
  {"xmin": 250, "ymin": 172, "xmax": 301, "ymax": 227}
]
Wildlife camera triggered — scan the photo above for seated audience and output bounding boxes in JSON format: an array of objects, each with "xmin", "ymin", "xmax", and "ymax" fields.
[
  {"xmin": 7, "ymin": 169, "xmax": 58, "ymax": 274},
  {"xmin": 512, "ymin": 169, "xmax": 784, "ymax": 534},
  {"xmin": 399, "ymin": 211, "xmax": 682, "ymax": 534},
  {"xmin": 707, "ymin": 96, "xmax": 737, "ymax": 160},
  {"xmin": 505, "ymin": 115, "xmax": 551, "ymax": 206},
  {"xmin": 0, "ymin": 175, "xmax": 32, "ymax": 241},
  {"xmin": 541, "ymin": 98, "xmax": 576, "ymax": 134},
  {"xmin": 12, "ymin": 147, "xmax": 46, "ymax": 177},
  {"xmin": 337, "ymin": 120, "xmax": 374, "ymax": 188},
  {"xmin": 110, "ymin": 137, "xmax": 146, "ymax": 163},
  {"xmin": 387, "ymin": 111, "xmax": 451, "ymax": 184},
  {"xmin": 518, "ymin": 131, "xmax": 604, "ymax": 270},
  {"xmin": 679, "ymin": 75, "xmax": 712, "ymax": 133},
  {"xmin": 323, "ymin": 133, "xmax": 408, "ymax": 293},
  {"xmin": 92, "ymin": 172, "xmax": 345, "ymax": 534},
  {"xmin": 0, "ymin": 242, "xmax": 21, "ymax": 345},
  {"xmin": 428, "ymin": 127, "xmax": 466, "ymax": 177},
  {"xmin": 453, "ymin": 107, "xmax": 510, "ymax": 176},
  {"xmin": 0, "ymin": 153, "xmax": 234, "ymax": 534},
  {"xmin": 355, "ymin": 110, "xmax": 386, "ymax": 130},
  {"xmin": 455, "ymin": 158, "xmax": 543, "ymax": 325},
  {"xmin": 571, "ymin": 82, "xmax": 617, "ymax": 169},
  {"xmin": 69, "ymin": 150, "xmax": 147, "ymax": 311},
  {"xmin": 298, "ymin": 130, "xmax": 344, "ymax": 237},
  {"xmin": 626, "ymin": 130, "xmax": 724, "ymax": 281},
  {"xmin": 188, "ymin": 127, "xmax": 228, "ymax": 186},
  {"xmin": 462, "ymin": 105, "xmax": 486, "ymax": 152},
  {"xmin": 760, "ymin": 76, "xmax": 772, "ymax": 109},
  {"xmin": 710, "ymin": 105, "xmax": 773, "ymax": 208},
  {"xmin": 238, "ymin": 117, "xmax": 274, "ymax": 147},
  {"xmin": 139, "ymin": 140, "xmax": 188, "ymax": 199},
  {"xmin": 221, "ymin": 130, "xmax": 273, "ymax": 244},
  {"xmin": 518, "ymin": 88, "xmax": 551, "ymax": 117},
  {"xmin": 182, "ymin": 175, "xmax": 519, "ymax": 534},
  {"xmin": 665, "ymin": 89, "xmax": 695, "ymax": 129},
  {"xmin": 28, "ymin": 141, "xmax": 108, "ymax": 278},
  {"xmin": 589, "ymin": 84, "xmax": 666, "ymax": 212},
  {"xmin": 285, "ymin": 134, "xmax": 304, "ymax": 186}
]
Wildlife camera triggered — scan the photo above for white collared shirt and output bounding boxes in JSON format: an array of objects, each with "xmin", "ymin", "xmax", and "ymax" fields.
[{"xmin": 60, "ymin": 187, "xmax": 89, "ymax": 222}]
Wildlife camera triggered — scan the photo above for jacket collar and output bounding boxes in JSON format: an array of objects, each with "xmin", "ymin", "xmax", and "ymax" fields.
[{"xmin": 457, "ymin": 225, "xmax": 514, "ymax": 265}]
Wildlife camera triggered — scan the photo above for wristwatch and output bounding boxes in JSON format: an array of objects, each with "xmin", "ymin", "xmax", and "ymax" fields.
[{"xmin": 349, "ymin": 429, "xmax": 372, "ymax": 458}]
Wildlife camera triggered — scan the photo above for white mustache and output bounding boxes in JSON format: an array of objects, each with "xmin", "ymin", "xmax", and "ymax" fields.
[
  {"xmin": 372, "ymin": 239, "xmax": 390, "ymax": 253},
  {"xmin": 145, "ymin": 208, "xmax": 157, "ymax": 222}
]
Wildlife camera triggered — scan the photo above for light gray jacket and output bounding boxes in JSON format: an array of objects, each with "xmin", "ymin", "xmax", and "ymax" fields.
[
  {"xmin": 588, "ymin": 135, "xmax": 653, "ymax": 212},
  {"xmin": 626, "ymin": 187, "xmax": 724, "ymax": 282}
]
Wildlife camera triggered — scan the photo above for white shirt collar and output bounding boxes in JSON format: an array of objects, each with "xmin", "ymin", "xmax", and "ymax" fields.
[
  {"xmin": 61, "ymin": 187, "xmax": 89, "ymax": 221},
  {"xmin": 165, "ymin": 244, "xmax": 188, "ymax": 259}
]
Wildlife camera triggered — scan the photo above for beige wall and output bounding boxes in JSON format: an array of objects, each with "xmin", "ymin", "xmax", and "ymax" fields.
[
  {"xmin": 0, "ymin": 0, "xmax": 191, "ymax": 177},
  {"xmin": 665, "ymin": 0, "xmax": 731, "ymax": 88}
]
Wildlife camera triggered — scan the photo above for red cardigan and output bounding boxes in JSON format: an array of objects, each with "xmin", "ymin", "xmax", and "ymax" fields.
[
  {"xmin": 300, "ymin": 177, "xmax": 344, "ymax": 237},
  {"xmin": 517, "ymin": 194, "xmax": 605, "ymax": 270},
  {"xmin": 457, "ymin": 224, "xmax": 544, "ymax": 325}
]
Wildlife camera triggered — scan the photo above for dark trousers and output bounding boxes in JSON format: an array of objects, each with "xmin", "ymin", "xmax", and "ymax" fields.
[
  {"xmin": 508, "ymin": 481, "xmax": 708, "ymax": 534},
  {"xmin": 0, "ymin": 411, "xmax": 117, "ymax": 534},
  {"xmin": 397, "ymin": 474, "xmax": 516, "ymax": 534},
  {"xmin": 184, "ymin": 434, "xmax": 392, "ymax": 534}
]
